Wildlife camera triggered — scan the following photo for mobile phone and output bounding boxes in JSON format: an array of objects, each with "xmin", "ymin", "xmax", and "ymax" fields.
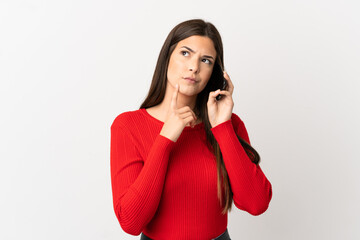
[
  {"xmin": 213, "ymin": 62, "xmax": 228, "ymax": 101},
  {"xmin": 216, "ymin": 77, "xmax": 227, "ymax": 101}
]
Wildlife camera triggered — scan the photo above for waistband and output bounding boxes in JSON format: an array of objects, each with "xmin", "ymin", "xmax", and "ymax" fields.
[{"xmin": 140, "ymin": 229, "xmax": 231, "ymax": 240}]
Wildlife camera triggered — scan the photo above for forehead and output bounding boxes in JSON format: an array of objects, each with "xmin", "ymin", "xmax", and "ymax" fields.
[{"xmin": 176, "ymin": 35, "xmax": 216, "ymax": 56}]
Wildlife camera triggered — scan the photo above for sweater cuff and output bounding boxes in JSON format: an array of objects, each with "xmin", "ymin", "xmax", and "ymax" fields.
[
  {"xmin": 155, "ymin": 134, "xmax": 176, "ymax": 150},
  {"xmin": 210, "ymin": 119, "xmax": 236, "ymax": 141}
]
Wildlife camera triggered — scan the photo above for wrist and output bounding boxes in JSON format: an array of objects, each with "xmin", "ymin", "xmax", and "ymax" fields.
[
  {"xmin": 160, "ymin": 126, "xmax": 178, "ymax": 142},
  {"xmin": 211, "ymin": 118, "xmax": 231, "ymax": 128}
]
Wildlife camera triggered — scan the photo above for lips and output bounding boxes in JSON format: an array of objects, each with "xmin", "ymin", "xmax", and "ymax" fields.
[{"xmin": 183, "ymin": 77, "xmax": 197, "ymax": 83}]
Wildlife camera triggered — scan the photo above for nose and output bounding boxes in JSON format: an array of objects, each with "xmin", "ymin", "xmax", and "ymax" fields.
[{"xmin": 188, "ymin": 58, "xmax": 199, "ymax": 73}]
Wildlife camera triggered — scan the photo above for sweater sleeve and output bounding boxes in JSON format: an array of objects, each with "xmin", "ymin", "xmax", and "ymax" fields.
[
  {"xmin": 110, "ymin": 119, "xmax": 175, "ymax": 235},
  {"xmin": 210, "ymin": 114, "xmax": 272, "ymax": 216}
]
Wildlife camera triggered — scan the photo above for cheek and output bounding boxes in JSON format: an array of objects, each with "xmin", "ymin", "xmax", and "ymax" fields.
[
  {"xmin": 167, "ymin": 57, "xmax": 182, "ymax": 80},
  {"xmin": 167, "ymin": 59, "xmax": 176, "ymax": 81},
  {"xmin": 198, "ymin": 69, "xmax": 213, "ymax": 91},
  {"xmin": 202, "ymin": 68, "xmax": 213, "ymax": 83}
]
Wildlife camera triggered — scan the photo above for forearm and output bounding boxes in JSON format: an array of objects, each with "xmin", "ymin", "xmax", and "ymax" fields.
[
  {"xmin": 111, "ymin": 127, "xmax": 175, "ymax": 235},
  {"xmin": 211, "ymin": 120, "xmax": 272, "ymax": 215}
]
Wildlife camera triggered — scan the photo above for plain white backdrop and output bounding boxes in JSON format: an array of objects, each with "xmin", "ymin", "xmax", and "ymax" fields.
[{"xmin": 1, "ymin": 0, "xmax": 359, "ymax": 239}]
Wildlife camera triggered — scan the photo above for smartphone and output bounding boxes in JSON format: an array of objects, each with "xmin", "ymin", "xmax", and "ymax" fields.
[
  {"xmin": 216, "ymin": 77, "xmax": 228, "ymax": 101},
  {"xmin": 213, "ymin": 61, "xmax": 228, "ymax": 101}
]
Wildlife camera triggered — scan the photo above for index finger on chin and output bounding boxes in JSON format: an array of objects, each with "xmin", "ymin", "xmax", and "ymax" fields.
[{"xmin": 170, "ymin": 84, "xmax": 178, "ymax": 110}]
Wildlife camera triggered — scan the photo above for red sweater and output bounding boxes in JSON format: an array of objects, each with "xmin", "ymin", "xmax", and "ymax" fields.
[{"xmin": 110, "ymin": 108, "xmax": 272, "ymax": 239}]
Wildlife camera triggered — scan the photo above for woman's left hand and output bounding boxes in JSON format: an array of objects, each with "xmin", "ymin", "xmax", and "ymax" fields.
[{"xmin": 207, "ymin": 71, "xmax": 234, "ymax": 128}]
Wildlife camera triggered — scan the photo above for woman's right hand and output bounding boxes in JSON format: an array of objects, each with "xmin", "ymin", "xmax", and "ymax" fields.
[{"xmin": 160, "ymin": 84, "xmax": 197, "ymax": 142}]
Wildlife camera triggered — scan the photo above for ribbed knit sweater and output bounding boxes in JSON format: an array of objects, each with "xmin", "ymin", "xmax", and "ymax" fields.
[{"xmin": 110, "ymin": 108, "xmax": 272, "ymax": 240}]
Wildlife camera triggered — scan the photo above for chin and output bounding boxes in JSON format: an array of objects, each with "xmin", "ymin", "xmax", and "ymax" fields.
[
  {"xmin": 179, "ymin": 90, "xmax": 195, "ymax": 97},
  {"xmin": 178, "ymin": 86, "xmax": 198, "ymax": 95}
]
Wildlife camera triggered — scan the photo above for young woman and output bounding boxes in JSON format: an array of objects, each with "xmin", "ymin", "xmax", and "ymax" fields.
[{"xmin": 110, "ymin": 19, "xmax": 272, "ymax": 240}]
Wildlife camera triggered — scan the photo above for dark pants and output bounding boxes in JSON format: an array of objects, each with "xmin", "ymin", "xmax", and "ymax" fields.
[{"xmin": 140, "ymin": 228, "xmax": 231, "ymax": 240}]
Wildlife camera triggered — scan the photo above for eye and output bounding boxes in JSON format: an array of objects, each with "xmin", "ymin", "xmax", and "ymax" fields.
[
  {"xmin": 181, "ymin": 51, "xmax": 190, "ymax": 56},
  {"xmin": 202, "ymin": 58, "xmax": 212, "ymax": 65}
]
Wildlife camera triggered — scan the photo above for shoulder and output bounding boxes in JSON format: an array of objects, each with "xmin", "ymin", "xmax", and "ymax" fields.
[{"xmin": 111, "ymin": 109, "xmax": 144, "ymax": 130}]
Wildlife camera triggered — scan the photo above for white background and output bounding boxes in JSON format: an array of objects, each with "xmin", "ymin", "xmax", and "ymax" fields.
[{"xmin": 1, "ymin": 0, "xmax": 359, "ymax": 239}]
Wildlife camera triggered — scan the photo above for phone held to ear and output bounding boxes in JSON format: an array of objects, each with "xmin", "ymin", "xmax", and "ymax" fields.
[
  {"xmin": 215, "ymin": 63, "xmax": 228, "ymax": 101},
  {"xmin": 216, "ymin": 78, "xmax": 227, "ymax": 101}
]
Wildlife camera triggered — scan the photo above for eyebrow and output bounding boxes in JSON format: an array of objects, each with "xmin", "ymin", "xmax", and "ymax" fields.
[{"xmin": 180, "ymin": 46, "xmax": 215, "ymax": 60}]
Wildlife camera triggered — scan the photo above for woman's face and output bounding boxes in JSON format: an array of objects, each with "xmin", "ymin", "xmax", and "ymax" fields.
[{"xmin": 167, "ymin": 35, "xmax": 217, "ymax": 97}]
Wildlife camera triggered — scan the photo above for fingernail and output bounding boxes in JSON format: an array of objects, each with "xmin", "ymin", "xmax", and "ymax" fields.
[{"xmin": 175, "ymin": 84, "xmax": 178, "ymax": 88}]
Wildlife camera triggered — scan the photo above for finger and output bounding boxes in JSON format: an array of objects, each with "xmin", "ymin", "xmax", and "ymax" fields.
[
  {"xmin": 209, "ymin": 89, "xmax": 221, "ymax": 99},
  {"xmin": 179, "ymin": 111, "xmax": 193, "ymax": 120},
  {"xmin": 223, "ymin": 71, "xmax": 234, "ymax": 94},
  {"xmin": 177, "ymin": 106, "xmax": 192, "ymax": 113},
  {"xmin": 178, "ymin": 109, "xmax": 197, "ymax": 126},
  {"xmin": 216, "ymin": 90, "xmax": 232, "ymax": 102},
  {"xmin": 208, "ymin": 89, "xmax": 231, "ymax": 103},
  {"xmin": 177, "ymin": 106, "xmax": 197, "ymax": 120},
  {"xmin": 170, "ymin": 84, "xmax": 179, "ymax": 111},
  {"xmin": 207, "ymin": 90, "xmax": 219, "ymax": 105},
  {"xmin": 183, "ymin": 115, "xmax": 196, "ymax": 127},
  {"xmin": 218, "ymin": 90, "xmax": 231, "ymax": 96}
]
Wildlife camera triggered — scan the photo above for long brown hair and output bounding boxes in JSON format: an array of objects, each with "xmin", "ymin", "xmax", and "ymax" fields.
[{"xmin": 140, "ymin": 19, "xmax": 260, "ymax": 214}]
